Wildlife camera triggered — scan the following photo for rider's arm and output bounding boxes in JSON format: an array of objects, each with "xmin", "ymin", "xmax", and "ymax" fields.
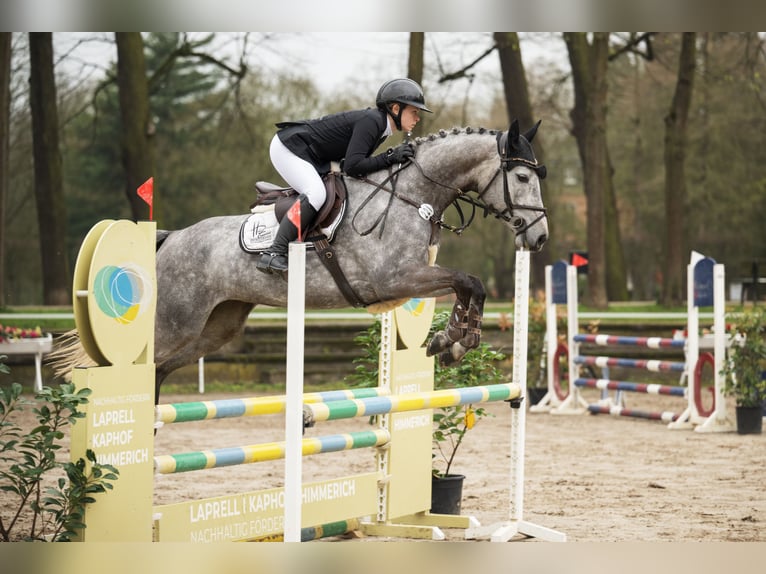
[{"xmin": 342, "ymin": 113, "xmax": 391, "ymax": 177}]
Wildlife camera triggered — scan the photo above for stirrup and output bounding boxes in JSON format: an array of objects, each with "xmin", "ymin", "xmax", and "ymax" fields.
[{"xmin": 256, "ymin": 252, "xmax": 288, "ymax": 274}]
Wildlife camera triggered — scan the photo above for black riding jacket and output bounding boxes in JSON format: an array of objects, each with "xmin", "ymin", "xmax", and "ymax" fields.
[{"xmin": 276, "ymin": 108, "xmax": 392, "ymax": 177}]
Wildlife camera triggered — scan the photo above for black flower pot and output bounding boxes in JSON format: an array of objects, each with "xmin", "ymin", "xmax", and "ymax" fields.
[
  {"xmin": 430, "ymin": 474, "xmax": 465, "ymax": 515},
  {"xmin": 735, "ymin": 405, "xmax": 763, "ymax": 435}
]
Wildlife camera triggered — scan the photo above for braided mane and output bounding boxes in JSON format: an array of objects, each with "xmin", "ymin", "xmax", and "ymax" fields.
[{"xmin": 413, "ymin": 126, "xmax": 501, "ymax": 146}]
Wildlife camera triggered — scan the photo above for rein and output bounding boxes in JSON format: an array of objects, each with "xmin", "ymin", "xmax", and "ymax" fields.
[{"xmin": 352, "ymin": 142, "xmax": 548, "ymax": 239}]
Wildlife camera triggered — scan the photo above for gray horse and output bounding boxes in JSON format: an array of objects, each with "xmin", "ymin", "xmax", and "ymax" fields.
[{"xmin": 53, "ymin": 121, "xmax": 548, "ymax": 403}]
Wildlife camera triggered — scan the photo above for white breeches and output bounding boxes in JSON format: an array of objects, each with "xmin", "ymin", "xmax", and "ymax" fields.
[{"xmin": 269, "ymin": 134, "xmax": 327, "ymax": 211}]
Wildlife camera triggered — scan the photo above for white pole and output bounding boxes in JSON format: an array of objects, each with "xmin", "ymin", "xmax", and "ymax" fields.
[
  {"xmin": 550, "ymin": 264, "xmax": 587, "ymax": 414},
  {"xmin": 465, "ymin": 249, "xmax": 566, "ymax": 542},
  {"xmin": 544, "ymin": 265, "xmax": 556, "ymax": 395},
  {"xmin": 509, "ymin": 248, "xmax": 530, "ymax": 523},
  {"xmin": 283, "ymin": 241, "xmax": 307, "ymax": 542},
  {"xmin": 696, "ymin": 263, "xmax": 734, "ymax": 433},
  {"xmin": 198, "ymin": 357, "xmax": 205, "ymax": 394},
  {"xmin": 670, "ymin": 263, "xmax": 699, "ymax": 429},
  {"xmin": 686, "ymin": 263, "xmax": 699, "ymax": 417}
]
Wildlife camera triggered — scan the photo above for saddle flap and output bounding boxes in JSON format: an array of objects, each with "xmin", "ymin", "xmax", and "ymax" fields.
[{"xmin": 251, "ymin": 174, "xmax": 348, "ymax": 235}]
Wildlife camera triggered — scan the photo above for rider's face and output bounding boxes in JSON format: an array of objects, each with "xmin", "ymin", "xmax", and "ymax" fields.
[{"xmin": 399, "ymin": 105, "xmax": 421, "ymax": 132}]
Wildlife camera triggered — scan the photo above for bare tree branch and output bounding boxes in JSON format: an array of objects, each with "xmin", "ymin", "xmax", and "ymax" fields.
[
  {"xmin": 609, "ymin": 32, "xmax": 656, "ymax": 62},
  {"xmin": 437, "ymin": 44, "xmax": 497, "ymax": 83}
]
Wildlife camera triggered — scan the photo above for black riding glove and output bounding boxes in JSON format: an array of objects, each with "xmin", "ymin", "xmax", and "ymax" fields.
[{"xmin": 386, "ymin": 143, "xmax": 414, "ymax": 165}]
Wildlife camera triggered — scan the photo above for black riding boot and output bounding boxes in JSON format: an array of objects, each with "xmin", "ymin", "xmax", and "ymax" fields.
[{"xmin": 256, "ymin": 195, "xmax": 318, "ymax": 274}]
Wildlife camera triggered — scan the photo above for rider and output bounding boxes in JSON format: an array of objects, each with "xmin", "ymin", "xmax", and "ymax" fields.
[{"xmin": 256, "ymin": 78, "xmax": 432, "ymax": 274}]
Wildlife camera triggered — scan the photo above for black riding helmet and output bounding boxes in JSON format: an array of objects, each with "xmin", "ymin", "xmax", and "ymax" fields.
[{"xmin": 376, "ymin": 78, "xmax": 432, "ymax": 130}]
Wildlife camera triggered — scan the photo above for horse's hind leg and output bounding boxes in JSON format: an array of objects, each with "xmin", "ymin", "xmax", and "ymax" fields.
[{"xmin": 427, "ymin": 273, "xmax": 486, "ymax": 365}]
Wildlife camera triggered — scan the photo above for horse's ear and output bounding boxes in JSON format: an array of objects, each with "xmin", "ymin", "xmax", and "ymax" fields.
[
  {"xmin": 523, "ymin": 120, "xmax": 542, "ymax": 143},
  {"xmin": 508, "ymin": 119, "xmax": 520, "ymax": 143}
]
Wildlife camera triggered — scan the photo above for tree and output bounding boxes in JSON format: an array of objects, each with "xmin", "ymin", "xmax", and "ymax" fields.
[
  {"xmin": 565, "ymin": 32, "xmax": 629, "ymax": 307},
  {"xmin": 29, "ymin": 33, "xmax": 70, "ymax": 305},
  {"xmin": 430, "ymin": 33, "xmax": 553, "ymax": 296},
  {"xmin": 494, "ymin": 32, "xmax": 551, "ymax": 293},
  {"xmin": 115, "ymin": 33, "xmax": 155, "ymax": 222},
  {"xmin": 0, "ymin": 33, "xmax": 10, "ymax": 307},
  {"xmin": 662, "ymin": 33, "xmax": 696, "ymax": 305},
  {"xmin": 407, "ymin": 33, "xmax": 425, "ymax": 138}
]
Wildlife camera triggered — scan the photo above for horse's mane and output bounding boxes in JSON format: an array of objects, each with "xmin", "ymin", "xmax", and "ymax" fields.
[{"xmin": 412, "ymin": 126, "xmax": 501, "ymax": 147}]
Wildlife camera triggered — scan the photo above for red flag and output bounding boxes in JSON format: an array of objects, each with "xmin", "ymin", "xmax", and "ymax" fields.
[
  {"xmin": 137, "ymin": 177, "xmax": 154, "ymax": 220},
  {"xmin": 572, "ymin": 253, "xmax": 589, "ymax": 267},
  {"xmin": 287, "ymin": 199, "xmax": 302, "ymax": 242}
]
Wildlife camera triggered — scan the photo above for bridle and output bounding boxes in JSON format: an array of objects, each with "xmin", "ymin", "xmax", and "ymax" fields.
[{"xmin": 352, "ymin": 132, "xmax": 548, "ymax": 239}]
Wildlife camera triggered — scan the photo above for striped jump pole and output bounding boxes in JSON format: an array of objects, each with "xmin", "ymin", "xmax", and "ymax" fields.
[
  {"xmin": 154, "ymin": 428, "xmax": 391, "ymax": 474},
  {"xmin": 574, "ymin": 356, "xmax": 686, "ymax": 373},
  {"xmin": 303, "ymin": 383, "xmax": 520, "ymax": 425},
  {"xmin": 574, "ymin": 378, "xmax": 687, "ymax": 397},
  {"xmin": 251, "ymin": 518, "xmax": 361, "ymax": 542},
  {"xmin": 155, "ymin": 387, "xmax": 389, "ymax": 425},
  {"xmin": 572, "ymin": 334, "xmax": 686, "ymax": 349},
  {"xmin": 587, "ymin": 404, "xmax": 681, "ymax": 423}
]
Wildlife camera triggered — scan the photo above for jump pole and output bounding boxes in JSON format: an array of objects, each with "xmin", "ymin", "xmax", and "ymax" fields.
[
  {"xmin": 691, "ymin": 261, "xmax": 734, "ymax": 432},
  {"xmin": 284, "ymin": 241, "xmax": 307, "ymax": 542},
  {"xmin": 466, "ymin": 249, "xmax": 566, "ymax": 542},
  {"xmin": 528, "ymin": 261, "xmax": 566, "ymax": 412}
]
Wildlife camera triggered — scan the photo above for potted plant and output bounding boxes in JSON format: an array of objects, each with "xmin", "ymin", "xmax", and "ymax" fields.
[
  {"xmin": 427, "ymin": 312, "xmax": 507, "ymax": 514},
  {"xmin": 346, "ymin": 311, "xmax": 508, "ymax": 515},
  {"xmin": 721, "ymin": 307, "xmax": 766, "ymax": 434}
]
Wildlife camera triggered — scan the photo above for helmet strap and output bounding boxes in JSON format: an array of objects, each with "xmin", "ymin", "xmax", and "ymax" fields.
[{"xmin": 387, "ymin": 104, "xmax": 403, "ymax": 131}]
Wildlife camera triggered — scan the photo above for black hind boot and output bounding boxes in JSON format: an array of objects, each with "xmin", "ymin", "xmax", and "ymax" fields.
[{"xmin": 256, "ymin": 195, "xmax": 318, "ymax": 274}]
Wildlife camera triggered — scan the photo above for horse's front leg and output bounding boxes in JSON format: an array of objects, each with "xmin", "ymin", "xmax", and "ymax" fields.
[{"xmin": 426, "ymin": 272, "xmax": 486, "ymax": 365}]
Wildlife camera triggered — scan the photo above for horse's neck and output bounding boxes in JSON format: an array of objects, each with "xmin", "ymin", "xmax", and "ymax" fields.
[{"xmin": 413, "ymin": 133, "xmax": 495, "ymax": 210}]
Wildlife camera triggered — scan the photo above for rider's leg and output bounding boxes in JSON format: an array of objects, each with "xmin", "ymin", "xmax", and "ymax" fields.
[
  {"xmin": 256, "ymin": 135, "xmax": 325, "ymax": 274},
  {"xmin": 256, "ymin": 194, "xmax": 317, "ymax": 273}
]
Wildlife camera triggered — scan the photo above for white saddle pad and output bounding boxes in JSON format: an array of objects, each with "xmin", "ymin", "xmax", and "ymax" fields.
[{"xmin": 239, "ymin": 203, "xmax": 345, "ymax": 253}]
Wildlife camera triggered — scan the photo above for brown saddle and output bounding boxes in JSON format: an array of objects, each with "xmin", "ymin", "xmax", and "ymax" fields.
[
  {"xmin": 252, "ymin": 172, "xmax": 347, "ymax": 237},
  {"xmin": 251, "ymin": 172, "xmax": 366, "ymax": 308}
]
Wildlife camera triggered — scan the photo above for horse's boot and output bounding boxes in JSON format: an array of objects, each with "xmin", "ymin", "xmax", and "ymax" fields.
[{"xmin": 256, "ymin": 195, "xmax": 318, "ymax": 274}]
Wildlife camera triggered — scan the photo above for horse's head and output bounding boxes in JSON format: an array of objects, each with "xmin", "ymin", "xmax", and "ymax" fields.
[{"xmin": 486, "ymin": 119, "xmax": 549, "ymax": 251}]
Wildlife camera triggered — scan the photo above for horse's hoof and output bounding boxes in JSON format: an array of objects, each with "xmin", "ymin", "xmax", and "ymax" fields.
[
  {"xmin": 427, "ymin": 331, "xmax": 450, "ymax": 356},
  {"xmin": 450, "ymin": 341, "xmax": 467, "ymax": 363},
  {"xmin": 438, "ymin": 349, "xmax": 457, "ymax": 366}
]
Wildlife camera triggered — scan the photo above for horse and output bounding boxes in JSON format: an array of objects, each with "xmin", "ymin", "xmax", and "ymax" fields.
[{"xmin": 51, "ymin": 120, "xmax": 548, "ymax": 403}]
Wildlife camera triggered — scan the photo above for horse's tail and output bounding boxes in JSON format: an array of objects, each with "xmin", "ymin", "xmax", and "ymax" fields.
[{"xmin": 46, "ymin": 329, "xmax": 97, "ymax": 382}]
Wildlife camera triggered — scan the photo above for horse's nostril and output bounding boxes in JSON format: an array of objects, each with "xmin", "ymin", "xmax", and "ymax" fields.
[{"xmin": 536, "ymin": 234, "xmax": 548, "ymax": 249}]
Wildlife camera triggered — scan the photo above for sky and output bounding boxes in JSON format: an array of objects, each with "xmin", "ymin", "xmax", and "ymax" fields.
[{"xmin": 54, "ymin": 32, "xmax": 569, "ymax": 113}]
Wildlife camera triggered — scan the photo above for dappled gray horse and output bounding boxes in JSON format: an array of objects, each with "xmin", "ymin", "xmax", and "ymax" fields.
[{"xmin": 54, "ymin": 121, "xmax": 548, "ymax": 402}]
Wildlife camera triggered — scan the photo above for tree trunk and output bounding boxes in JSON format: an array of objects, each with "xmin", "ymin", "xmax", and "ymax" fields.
[
  {"xmin": 407, "ymin": 33, "xmax": 425, "ymax": 138},
  {"xmin": 29, "ymin": 33, "xmax": 70, "ymax": 305},
  {"xmin": 116, "ymin": 33, "xmax": 155, "ymax": 221},
  {"xmin": 494, "ymin": 32, "xmax": 550, "ymax": 294},
  {"xmin": 0, "ymin": 33, "xmax": 10, "ymax": 307},
  {"xmin": 565, "ymin": 32, "xmax": 627, "ymax": 308},
  {"xmin": 662, "ymin": 33, "xmax": 696, "ymax": 306}
]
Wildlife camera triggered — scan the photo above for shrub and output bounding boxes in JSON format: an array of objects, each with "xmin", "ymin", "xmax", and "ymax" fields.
[{"xmin": 0, "ymin": 376, "xmax": 119, "ymax": 541}]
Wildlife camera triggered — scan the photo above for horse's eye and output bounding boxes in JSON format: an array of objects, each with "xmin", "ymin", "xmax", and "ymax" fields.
[{"xmin": 516, "ymin": 173, "xmax": 529, "ymax": 184}]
